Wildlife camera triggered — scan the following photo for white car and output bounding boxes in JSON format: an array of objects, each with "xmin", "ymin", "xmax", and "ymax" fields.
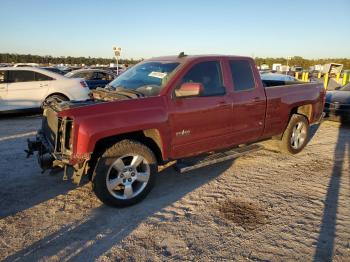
[{"xmin": 0, "ymin": 67, "xmax": 90, "ymax": 113}]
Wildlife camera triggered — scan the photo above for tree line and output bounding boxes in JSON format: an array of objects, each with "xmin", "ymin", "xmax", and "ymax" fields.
[
  {"xmin": 0, "ymin": 53, "xmax": 142, "ymax": 66},
  {"xmin": 0, "ymin": 53, "xmax": 349, "ymax": 69}
]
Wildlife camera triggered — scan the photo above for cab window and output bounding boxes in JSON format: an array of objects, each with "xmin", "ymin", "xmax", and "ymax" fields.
[
  {"xmin": 229, "ymin": 60, "xmax": 255, "ymax": 91},
  {"xmin": 178, "ymin": 61, "xmax": 225, "ymax": 96}
]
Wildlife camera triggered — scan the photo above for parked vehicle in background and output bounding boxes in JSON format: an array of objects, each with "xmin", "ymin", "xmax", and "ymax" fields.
[
  {"xmin": 0, "ymin": 67, "xmax": 90, "ymax": 113},
  {"xmin": 322, "ymin": 63, "xmax": 343, "ymax": 76},
  {"xmin": 56, "ymin": 66, "xmax": 73, "ymax": 74},
  {"xmin": 291, "ymin": 66, "xmax": 303, "ymax": 72},
  {"xmin": 260, "ymin": 73, "xmax": 299, "ymax": 86},
  {"xmin": 28, "ymin": 54, "xmax": 325, "ymax": 207},
  {"xmin": 107, "ymin": 66, "xmax": 126, "ymax": 75},
  {"xmin": 65, "ymin": 69, "xmax": 117, "ymax": 89},
  {"xmin": 13, "ymin": 63, "xmax": 39, "ymax": 67},
  {"xmin": 41, "ymin": 67, "xmax": 66, "ymax": 75},
  {"xmin": 324, "ymin": 83, "xmax": 350, "ymax": 122}
]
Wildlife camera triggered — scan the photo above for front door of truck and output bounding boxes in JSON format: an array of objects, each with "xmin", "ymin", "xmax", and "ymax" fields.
[
  {"xmin": 228, "ymin": 59, "xmax": 266, "ymax": 144},
  {"xmin": 168, "ymin": 60, "xmax": 232, "ymax": 159}
]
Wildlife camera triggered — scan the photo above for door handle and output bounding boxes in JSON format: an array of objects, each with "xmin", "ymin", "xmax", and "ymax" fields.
[
  {"xmin": 0, "ymin": 87, "xmax": 5, "ymax": 90},
  {"xmin": 216, "ymin": 101, "xmax": 228, "ymax": 108},
  {"xmin": 216, "ymin": 101, "xmax": 226, "ymax": 106},
  {"xmin": 253, "ymin": 97, "xmax": 260, "ymax": 102}
]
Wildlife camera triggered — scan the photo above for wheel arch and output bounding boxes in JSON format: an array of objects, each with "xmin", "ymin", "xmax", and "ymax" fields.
[
  {"xmin": 43, "ymin": 92, "xmax": 70, "ymax": 103},
  {"xmin": 290, "ymin": 104, "xmax": 312, "ymax": 122},
  {"xmin": 88, "ymin": 129, "xmax": 165, "ymax": 179}
]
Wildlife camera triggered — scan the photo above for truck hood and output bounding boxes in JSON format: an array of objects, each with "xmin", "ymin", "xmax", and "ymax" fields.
[
  {"xmin": 45, "ymin": 88, "xmax": 140, "ymax": 112},
  {"xmin": 44, "ymin": 88, "xmax": 165, "ymax": 122}
]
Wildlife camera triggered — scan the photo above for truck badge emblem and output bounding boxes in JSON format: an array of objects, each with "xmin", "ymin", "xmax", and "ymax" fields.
[{"xmin": 176, "ymin": 129, "xmax": 191, "ymax": 136}]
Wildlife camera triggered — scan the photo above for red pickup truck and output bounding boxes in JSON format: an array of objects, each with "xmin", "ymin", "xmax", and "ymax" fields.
[{"xmin": 27, "ymin": 54, "xmax": 325, "ymax": 207}]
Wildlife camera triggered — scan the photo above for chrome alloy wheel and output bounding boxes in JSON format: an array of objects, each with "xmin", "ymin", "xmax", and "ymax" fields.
[
  {"xmin": 106, "ymin": 154, "xmax": 150, "ymax": 200},
  {"xmin": 290, "ymin": 121, "xmax": 307, "ymax": 149}
]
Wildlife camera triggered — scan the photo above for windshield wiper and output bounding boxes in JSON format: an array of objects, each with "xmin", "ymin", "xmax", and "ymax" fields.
[
  {"xmin": 105, "ymin": 83, "xmax": 113, "ymax": 90},
  {"xmin": 115, "ymin": 87, "xmax": 145, "ymax": 98}
]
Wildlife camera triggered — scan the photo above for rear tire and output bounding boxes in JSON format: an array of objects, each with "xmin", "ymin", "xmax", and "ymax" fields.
[
  {"xmin": 92, "ymin": 139, "xmax": 157, "ymax": 207},
  {"xmin": 279, "ymin": 114, "xmax": 309, "ymax": 154}
]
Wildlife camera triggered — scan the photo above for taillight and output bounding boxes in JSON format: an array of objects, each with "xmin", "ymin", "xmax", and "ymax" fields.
[{"xmin": 80, "ymin": 80, "xmax": 88, "ymax": 88}]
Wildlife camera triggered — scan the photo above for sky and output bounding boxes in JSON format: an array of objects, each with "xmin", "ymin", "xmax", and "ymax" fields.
[{"xmin": 0, "ymin": 0, "xmax": 349, "ymax": 59}]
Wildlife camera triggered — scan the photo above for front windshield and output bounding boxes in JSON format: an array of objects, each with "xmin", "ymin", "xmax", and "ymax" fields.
[{"xmin": 108, "ymin": 61, "xmax": 180, "ymax": 97}]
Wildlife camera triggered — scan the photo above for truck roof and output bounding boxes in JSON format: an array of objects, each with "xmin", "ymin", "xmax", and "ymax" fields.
[{"xmin": 147, "ymin": 54, "xmax": 252, "ymax": 63}]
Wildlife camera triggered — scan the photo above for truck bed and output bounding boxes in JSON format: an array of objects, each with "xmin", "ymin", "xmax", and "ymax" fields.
[{"xmin": 263, "ymin": 82, "xmax": 325, "ymax": 138}]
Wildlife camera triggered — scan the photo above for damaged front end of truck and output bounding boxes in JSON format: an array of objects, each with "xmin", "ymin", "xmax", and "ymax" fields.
[
  {"xmin": 26, "ymin": 97, "xmax": 93, "ymax": 184},
  {"xmin": 26, "ymin": 89, "xmax": 139, "ymax": 184}
]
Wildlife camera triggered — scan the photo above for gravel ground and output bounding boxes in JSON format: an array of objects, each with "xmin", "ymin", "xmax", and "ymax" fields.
[{"xmin": 0, "ymin": 114, "xmax": 349, "ymax": 261}]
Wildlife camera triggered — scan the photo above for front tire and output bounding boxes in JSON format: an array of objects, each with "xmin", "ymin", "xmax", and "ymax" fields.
[
  {"xmin": 92, "ymin": 139, "xmax": 157, "ymax": 207},
  {"xmin": 279, "ymin": 114, "xmax": 309, "ymax": 154}
]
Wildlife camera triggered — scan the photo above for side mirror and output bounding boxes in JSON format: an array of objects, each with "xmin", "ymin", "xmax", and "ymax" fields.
[{"xmin": 175, "ymin": 82, "xmax": 203, "ymax": 98}]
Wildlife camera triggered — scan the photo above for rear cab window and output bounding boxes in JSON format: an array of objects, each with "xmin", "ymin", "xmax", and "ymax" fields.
[{"xmin": 229, "ymin": 60, "xmax": 256, "ymax": 91}]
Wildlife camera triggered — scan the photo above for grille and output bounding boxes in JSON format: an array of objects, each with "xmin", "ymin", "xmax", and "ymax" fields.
[{"xmin": 42, "ymin": 108, "xmax": 59, "ymax": 147}]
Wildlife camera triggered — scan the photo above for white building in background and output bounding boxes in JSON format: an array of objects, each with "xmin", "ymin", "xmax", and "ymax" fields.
[
  {"xmin": 280, "ymin": 65, "xmax": 290, "ymax": 72},
  {"xmin": 314, "ymin": 64, "xmax": 323, "ymax": 71},
  {"xmin": 272, "ymin": 63, "xmax": 282, "ymax": 71},
  {"xmin": 260, "ymin": 64, "xmax": 269, "ymax": 70}
]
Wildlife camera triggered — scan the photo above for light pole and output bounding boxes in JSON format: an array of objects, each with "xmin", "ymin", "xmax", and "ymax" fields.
[
  {"xmin": 286, "ymin": 56, "xmax": 291, "ymax": 75},
  {"xmin": 113, "ymin": 46, "xmax": 122, "ymax": 75}
]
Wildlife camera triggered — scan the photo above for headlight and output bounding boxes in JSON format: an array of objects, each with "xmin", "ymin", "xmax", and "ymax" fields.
[{"xmin": 64, "ymin": 117, "xmax": 74, "ymax": 151}]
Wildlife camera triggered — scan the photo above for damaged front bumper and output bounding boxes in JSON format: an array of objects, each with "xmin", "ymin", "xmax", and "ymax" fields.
[
  {"xmin": 26, "ymin": 132, "xmax": 90, "ymax": 185},
  {"xmin": 26, "ymin": 101, "xmax": 91, "ymax": 185}
]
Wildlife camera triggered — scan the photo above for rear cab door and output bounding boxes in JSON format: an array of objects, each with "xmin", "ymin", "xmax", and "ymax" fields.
[
  {"xmin": 0, "ymin": 70, "xmax": 8, "ymax": 110},
  {"xmin": 167, "ymin": 57, "xmax": 233, "ymax": 159},
  {"xmin": 226, "ymin": 58, "xmax": 267, "ymax": 144}
]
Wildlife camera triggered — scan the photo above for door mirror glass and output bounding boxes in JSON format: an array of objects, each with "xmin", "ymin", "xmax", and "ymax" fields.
[{"xmin": 175, "ymin": 82, "xmax": 203, "ymax": 97}]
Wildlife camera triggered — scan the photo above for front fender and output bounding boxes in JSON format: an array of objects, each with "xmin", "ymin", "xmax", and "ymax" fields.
[{"xmin": 68, "ymin": 97, "xmax": 170, "ymax": 160}]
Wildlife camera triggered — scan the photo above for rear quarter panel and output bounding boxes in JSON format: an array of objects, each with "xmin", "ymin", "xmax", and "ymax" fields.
[
  {"xmin": 48, "ymin": 78, "xmax": 90, "ymax": 100},
  {"xmin": 263, "ymin": 82, "xmax": 324, "ymax": 137}
]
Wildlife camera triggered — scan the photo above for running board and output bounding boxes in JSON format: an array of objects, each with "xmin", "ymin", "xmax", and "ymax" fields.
[{"xmin": 175, "ymin": 144, "xmax": 263, "ymax": 173}]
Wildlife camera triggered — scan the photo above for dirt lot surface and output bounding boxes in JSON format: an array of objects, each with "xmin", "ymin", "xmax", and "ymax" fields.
[{"xmin": 0, "ymin": 115, "xmax": 349, "ymax": 261}]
